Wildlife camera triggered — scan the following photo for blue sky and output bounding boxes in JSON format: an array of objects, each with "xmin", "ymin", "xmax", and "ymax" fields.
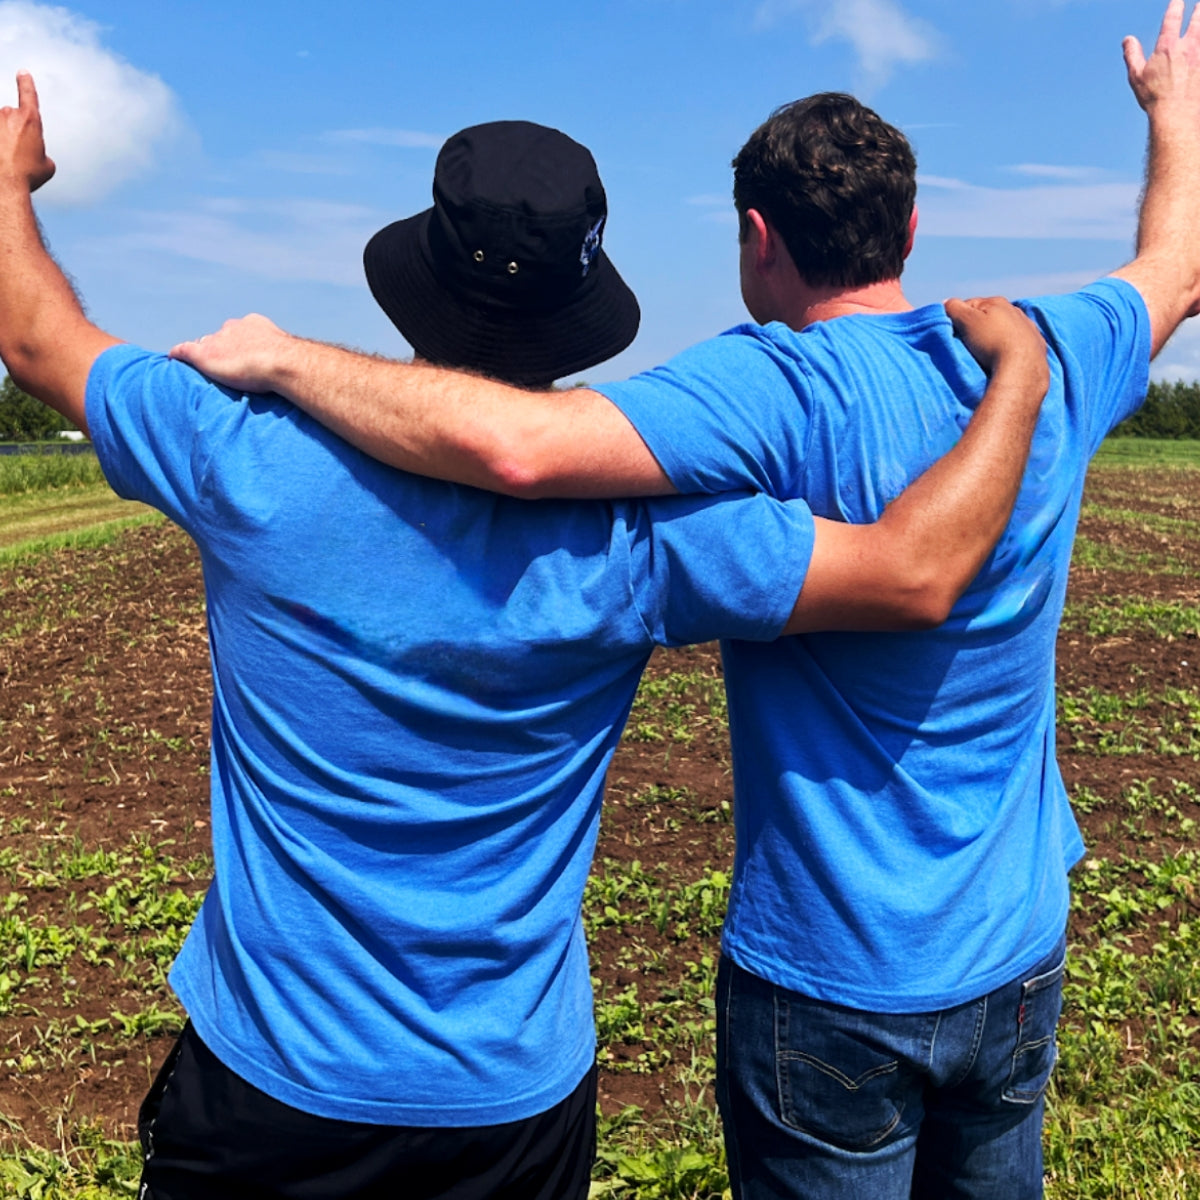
[{"xmin": 2, "ymin": 0, "xmax": 1192, "ymax": 382}]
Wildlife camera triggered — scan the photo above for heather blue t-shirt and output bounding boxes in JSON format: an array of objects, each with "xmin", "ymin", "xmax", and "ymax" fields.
[
  {"xmin": 86, "ymin": 345, "xmax": 815, "ymax": 1124},
  {"xmin": 597, "ymin": 279, "xmax": 1150, "ymax": 1011}
]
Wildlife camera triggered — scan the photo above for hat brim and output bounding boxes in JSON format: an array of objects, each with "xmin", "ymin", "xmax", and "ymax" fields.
[{"xmin": 364, "ymin": 210, "xmax": 640, "ymax": 386}]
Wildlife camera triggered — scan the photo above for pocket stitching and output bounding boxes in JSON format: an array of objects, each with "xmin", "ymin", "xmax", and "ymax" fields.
[{"xmin": 777, "ymin": 1050, "xmax": 899, "ymax": 1092}]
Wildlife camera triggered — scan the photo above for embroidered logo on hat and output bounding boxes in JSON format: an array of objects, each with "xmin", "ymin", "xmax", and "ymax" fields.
[{"xmin": 580, "ymin": 216, "xmax": 605, "ymax": 278}]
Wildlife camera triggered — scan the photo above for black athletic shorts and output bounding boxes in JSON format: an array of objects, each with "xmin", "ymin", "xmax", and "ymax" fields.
[{"xmin": 138, "ymin": 1021, "xmax": 597, "ymax": 1200}]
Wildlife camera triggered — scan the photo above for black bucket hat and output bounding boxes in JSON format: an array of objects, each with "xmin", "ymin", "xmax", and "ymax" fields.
[{"xmin": 363, "ymin": 120, "xmax": 640, "ymax": 387}]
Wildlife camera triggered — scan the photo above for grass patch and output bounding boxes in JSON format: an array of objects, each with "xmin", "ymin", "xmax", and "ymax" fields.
[
  {"xmin": 1095, "ymin": 438, "xmax": 1200, "ymax": 467},
  {"xmin": 0, "ymin": 490, "xmax": 156, "ymax": 559},
  {"xmin": 0, "ymin": 451, "xmax": 154, "ymax": 562},
  {"xmin": 0, "ymin": 1124, "xmax": 141, "ymax": 1199},
  {"xmin": 0, "ymin": 452, "xmax": 106, "ymax": 497}
]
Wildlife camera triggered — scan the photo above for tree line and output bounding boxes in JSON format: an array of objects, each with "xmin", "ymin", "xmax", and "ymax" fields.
[
  {"xmin": 2, "ymin": 373, "xmax": 1200, "ymax": 443},
  {"xmin": 0, "ymin": 374, "xmax": 75, "ymax": 441},
  {"xmin": 1111, "ymin": 379, "xmax": 1200, "ymax": 439}
]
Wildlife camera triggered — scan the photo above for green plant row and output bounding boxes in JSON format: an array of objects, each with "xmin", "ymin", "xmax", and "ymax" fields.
[{"xmin": 0, "ymin": 452, "xmax": 105, "ymax": 497}]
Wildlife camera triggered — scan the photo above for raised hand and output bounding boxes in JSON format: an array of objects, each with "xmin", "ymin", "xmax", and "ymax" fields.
[
  {"xmin": 171, "ymin": 314, "xmax": 296, "ymax": 394},
  {"xmin": 0, "ymin": 72, "xmax": 55, "ymax": 192},
  {"xmin": 1124, "ymin": 0, "xmax": 1200, "ymax": 117},
  {"xmin": 945, "ymin": 296, "xmax": 1048, "ymax": 392}
]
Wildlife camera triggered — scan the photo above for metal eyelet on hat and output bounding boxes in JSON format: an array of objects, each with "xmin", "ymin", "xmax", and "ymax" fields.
[
  {"xmin": 507, "ymin": 261, "xmax": 519, "ymax": 274},
  {"xmin": 473, "ymin": 249, "xmax": 485, "ymax": 263}
]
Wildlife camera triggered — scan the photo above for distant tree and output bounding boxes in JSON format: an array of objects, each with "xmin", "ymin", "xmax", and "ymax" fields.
[
  {"xmin": 1112, "ymin": 379, "xmax": 1200, "ymax": 439},
  {"xmin": 0, "ymin": 374, "xmax": 74, "ymax": 441}
]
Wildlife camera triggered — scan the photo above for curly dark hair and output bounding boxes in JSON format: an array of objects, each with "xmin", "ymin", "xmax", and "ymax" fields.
[{"xmin": 732, "ymin": 93, "xmax": 917, "ymax": 289}]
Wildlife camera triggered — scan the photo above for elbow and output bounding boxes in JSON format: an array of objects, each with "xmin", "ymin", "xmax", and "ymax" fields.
[
  {"xmin": 888, "ymin": 574, "xmax": 959, "ymax": 631},
  {"xmin": 3, "ymin": 343, "xmax": 40, "ymax": 396},
  {"xmin": 482, "ymin": 451, "xmax": 556, "ymax": 500},
  {"xmin": 471, "ymin": 424, "xmax": 564, "ymax": 499}
]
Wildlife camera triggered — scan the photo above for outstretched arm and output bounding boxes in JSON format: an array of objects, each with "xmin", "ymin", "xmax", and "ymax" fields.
[
  {"xmin": 0, "ymin": 74, "xmax": 120, "ymax": 431},
  {"xmin": 1112, "ymin": 0, "xmax": 1200, "ymax": 356},
  {"xmin": 783, "ymin": 297, "xmax": 1049, "ymax": 633},
  {"xmin": 172, "ymin": 320, "xmax": 672, "ymax": 499}
]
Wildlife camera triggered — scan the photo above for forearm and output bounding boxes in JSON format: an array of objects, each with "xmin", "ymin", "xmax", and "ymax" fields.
[
  {"xmin": 263, "ymin": 337, "xmax": 669, "ymax": 497},
  {"xmin": 1112, "ymin": 4, "xmax": 1200, "ymax": 357},
  {"xmin": 1112, "ymin": 111, "xmax": 1200, "ymax": 356},
  {"xmin": 179, "ymin": 324, "xmax": 673, "ymax": 498},
  {"xmin": 0, "ymin": 181, "xmax": 117, "ymax": 427},
  {"xmin": 786, "ymin": 356, "xmax": 1045, "ymax": 634}
]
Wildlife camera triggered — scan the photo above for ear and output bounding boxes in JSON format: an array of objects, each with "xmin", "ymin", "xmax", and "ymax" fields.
[
  {"xmin": 903, "ymin": 206, "xmax": 918, "ymax": 260},
  {"xmin": 745, "ymin": 208, "xmax": 776, "ymax": 270}
]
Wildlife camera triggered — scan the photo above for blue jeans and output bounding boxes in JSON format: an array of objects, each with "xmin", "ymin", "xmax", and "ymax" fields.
[{"xmin": 715, "ymin": 936, "xmax": 1066, "ymax": 1200}]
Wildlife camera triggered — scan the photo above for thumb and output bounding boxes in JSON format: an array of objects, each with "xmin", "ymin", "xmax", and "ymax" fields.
[
  {"xmin": 169, "ymin": 339, "xmax": 204, "ymax": 364},
  {"xmin": 1123, "ymin": 35, "xmax": 1147, "ymax": 79}
]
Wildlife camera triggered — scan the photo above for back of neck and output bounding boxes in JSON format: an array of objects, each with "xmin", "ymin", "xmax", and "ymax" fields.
[{"xmin": 787, "ymin": 278, "xmax": 912, "ymax": 331}]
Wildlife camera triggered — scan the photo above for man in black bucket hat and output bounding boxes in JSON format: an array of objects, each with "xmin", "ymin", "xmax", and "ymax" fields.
[
  {"xmin": 364, "ymin": 120, "xmax": 640, "ymax": 387},
  {"xmin": 0, "ymin": 84, "xmax": 1048, "ymax": 1200}
]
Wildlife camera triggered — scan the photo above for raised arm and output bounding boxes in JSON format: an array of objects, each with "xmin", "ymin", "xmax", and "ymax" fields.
[
  {"xmin": 0, "ymin": 74, "xmax": 120, "ymax": 430},
  {"xmin": 1112, "ymin": 0, "xmax": 1200, "ymax": 357},
  {"xmin": 171, "ymin": 319, "xmax": 671, "ymax": 499},
  {"xmin": 782, "ymin": 297, "xmax": 1049, "ymax": 633}
]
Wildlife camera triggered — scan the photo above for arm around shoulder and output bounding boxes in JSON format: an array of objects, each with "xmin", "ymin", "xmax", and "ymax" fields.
[
  {"xmin": 171, "ymin": 317, "xmax": 674, "ymax": 498},
  {"xmin": 781, "ymin": 297, "xmax": 1050, "ymax": 635}
]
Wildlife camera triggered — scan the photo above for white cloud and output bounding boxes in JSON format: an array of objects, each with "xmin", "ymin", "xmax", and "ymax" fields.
[
  {"xmin": 0, "ymin": 1, "xmax": 180, "ymax": 206},
  {"xmin": 919, "ymin": 173, "xmax": 971, "ymax": 191},
  {"xmin": 917, "ymin": 174, "xmax": 1139, "ymax": 240},
  {"xmin": 325, "ymin": 128, "xmax": 445, "ymax": 149},
  {"xmin": 754, "ymin": 0, "xmax": 941, "ymax": 91},
  {"xmin": 1151, "ymin": 318, "xmax": 1200, "ymax": 382},
  {"xmin": 114, "ymin": 198, "xmax": 383, "ymax": 287},
  {"xmin": 257, "ymin": 150, "xmax": 353, "ymax": 176},
  {"xmin": 1006, "ymin": 163, "xmax": 1110, "ymax": 182}
]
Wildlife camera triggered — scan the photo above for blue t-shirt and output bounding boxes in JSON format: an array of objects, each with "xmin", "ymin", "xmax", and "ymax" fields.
[
  {"xmin": 597, "ymin": 278, "xmax": 1150, "ymax": 1011},
  {"xmin": 86, "ymin": 345, "xmax": 815, "ymax": 1125}
]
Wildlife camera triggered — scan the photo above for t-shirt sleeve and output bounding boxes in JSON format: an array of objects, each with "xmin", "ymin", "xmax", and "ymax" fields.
[
  {"xmin": 624, "ymin": 492, "xmax": 815, "ymax": 646},
  {"xmin": 86, "ymin": 344, "xmax": 238, "ymax": 534},
  {"xmin": 1019, "ymin": 278, "xmax": 1151, "ymax": 457},
  {"xmin": 594, "ymin": 327, "xmax": 814, "ymax": 497}
]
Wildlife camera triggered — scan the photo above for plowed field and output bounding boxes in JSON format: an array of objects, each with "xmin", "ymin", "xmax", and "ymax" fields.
[{"xmin": 1, "ymin": 458, "xmax": 1197, "ymax": 1198}]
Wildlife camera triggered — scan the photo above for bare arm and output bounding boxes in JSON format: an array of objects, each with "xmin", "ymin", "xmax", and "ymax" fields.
[
  {"xmin": 171, "ymin": 319, "xmax": 671, "ymax": 499},
  {"xmin": 1112, "ymin": 0, "xmax": 1200, "ymax": 357},
  {"xmin": 0, "ymin": 74, "xmax": 120, "ymax": 431},
  {"xmin": 782, "ymin": 297, "xmax": 1050, "ymax": 633}
]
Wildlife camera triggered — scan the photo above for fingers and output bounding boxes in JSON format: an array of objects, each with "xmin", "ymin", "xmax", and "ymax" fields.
[
  {"xmin": 945, "ymin": 296, "xmax": 1007, "ymax": 318},
  {"xmin": 944, "ymin": 298, "xmax": 986, "ymax": 336},
  {"xmin": 16, "ymin": 70, "xmax": 38, "ymax": 114},
  {"xmin": 1186, "ymin": 0, "xmax": 1200, "ymax": 41},
  {"xmin": 1158, "ymin": 0, "xmax": 1186, "ymax": 49}
]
